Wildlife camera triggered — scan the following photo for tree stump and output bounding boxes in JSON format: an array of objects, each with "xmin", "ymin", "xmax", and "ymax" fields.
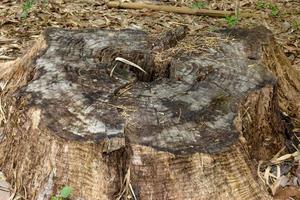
[{"xmin": 0, "ymin": 26, "xmax": 299, "ymax": 200}]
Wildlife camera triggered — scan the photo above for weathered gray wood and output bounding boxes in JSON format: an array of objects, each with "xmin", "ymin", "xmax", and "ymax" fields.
[
  {"xmin": 23, "ymin": 28, "xmax": 155, "ymax": 152},
  {"xmin": 20, "ymin": 27, "xmax": 275, "ymax": 155},
  {"xmin": 123, "ymin": 28, "xmax": 276, "ymax": 154}
]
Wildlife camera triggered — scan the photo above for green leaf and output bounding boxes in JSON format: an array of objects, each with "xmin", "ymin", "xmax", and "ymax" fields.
[
  {"xmin": 191, "ymin": 1, "xmax": 206, "ymax": 9},
  {"xmin": 267, "ymin": 3, "xmax": 279, "ymax": 17},
  {"xmin": 256, "ymin": 1, "xmax": 266, "ymax": 9},
  {"xmin": 292, "ymin": 20, "xmax": 300, "ymax": 30},
  {"xmin": 225, "ymin": 15, "xmax": 239, "ymax": 27},
  {"xmin": 21, "ymin": 0, "xmax": 35, "ymax": 18},
  {"xmin": 51, "ymin": 197, "xmax": 60, "ymax": 200},
  {"xmin": 60, "ymin": 186, "xmax": 72, "ymax": 198}
]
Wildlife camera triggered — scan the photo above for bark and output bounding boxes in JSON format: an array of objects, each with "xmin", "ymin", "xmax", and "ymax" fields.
[{"xmin": 0, "ymin": 26, "xmax": 299, "ymax": 200}]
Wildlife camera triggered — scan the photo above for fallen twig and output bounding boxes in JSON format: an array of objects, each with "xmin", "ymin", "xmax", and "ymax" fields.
[
  {"xmin": 0, "ymin": 55, "xmax": 15, "ymax": 60},
  {"xmin": 107, "ymin": 1, "xmax": 254, "ymax": 18}
]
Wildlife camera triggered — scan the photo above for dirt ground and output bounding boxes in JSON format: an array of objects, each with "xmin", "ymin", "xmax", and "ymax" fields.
[{"xmin": 0, "ymin": 0, "xmax": 300, "ymax": 199}]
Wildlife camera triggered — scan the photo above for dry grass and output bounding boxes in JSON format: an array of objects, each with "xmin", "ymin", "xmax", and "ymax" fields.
[
  {"xmin": 0, "ymin": 99, "xmax": 7, "ymax": 125},
  {"xmin": 258, "ymin": 144, "xmax": 300, "ymax": 196},
  {"xmin": 116, "ymin": 168, "xmax": 137, "ymax": 200}
]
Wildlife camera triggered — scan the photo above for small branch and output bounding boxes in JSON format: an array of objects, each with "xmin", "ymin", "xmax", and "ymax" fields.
[{"xmin": 107, "ymin": 1, "xmax": 254, "ymax": 18}]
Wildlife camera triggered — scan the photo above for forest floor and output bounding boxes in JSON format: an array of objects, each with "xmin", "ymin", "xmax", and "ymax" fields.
[
  {"xmin": 0, "ymin": 0, "xmax": 299, "ymax": 70},
  {"xmin": 0, "ymin": 0, "xmax": 300, "ymax": 199}
]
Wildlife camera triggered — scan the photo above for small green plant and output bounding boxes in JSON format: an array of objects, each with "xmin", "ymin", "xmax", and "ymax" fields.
[
  {"xmin": 225, "ymin": 15, "xmax": 239, "ymax": 27},
  {"xmin": 268, "ymin": 3, "xmax": 279, "ymax": 17},
  {"xmin": 191, "ymin": 1, "xmax": 206, "ymax": 9},
  {"xmin": 256, "ymin": 1, "xmax": 279, "ymax": 17},
  {"xmin": 21, "ymin": 0, "xmax": 35, "ymax": 18},
  {"xmin": 292, "ymin": 19, "xmax": 300, "ymax": 30},
  {"xmin": 51, "ymin": 186, "xmax": 73, "ymax": 200},
  {"xmin": 256, "ymin": 1, "xmax": 266, "ymax": 9}
]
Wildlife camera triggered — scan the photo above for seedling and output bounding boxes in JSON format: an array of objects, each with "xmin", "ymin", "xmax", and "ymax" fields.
[
  {"xmin": 225, "ymin": 15, "xmax": 238, "ymax": 27},
  {"xmin": 225, "ymin": 15, "xmax": 239, "ymax": 27},
  {"xmin": 191, "ymin": 1, "xmax": 206, "ymax": 9},
  {"xmin": 292, "ymin": 19, "xmax": 300, "ymax": 30},
  {"xmin": 256, "ymin": 1, "xmax": 279, "ymax": 17},
  {"xmin": 21, "ymin": 0, "xmax": 35, "ymax": 18},
  {"xmin": 268, "ymin": 3, "xmax": 279, "ymax": 17},
  {"xmin": 51, "ymin": 186, "xmax": 73, "ymax": 200},
  {"xmin": 256, "ymin": 1, "xmax": 266, "ymax": 9}
]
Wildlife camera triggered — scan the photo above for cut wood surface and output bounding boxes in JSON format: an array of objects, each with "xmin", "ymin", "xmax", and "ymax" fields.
[{"xmin": 0, "ymin": 26, "xmax": 299, "ymax": 199}]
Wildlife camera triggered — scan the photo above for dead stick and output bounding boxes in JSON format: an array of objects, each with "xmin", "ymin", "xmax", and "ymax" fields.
[{"xmin": 107, "ymin": 1, "xmax": 254, "ymax": 18}]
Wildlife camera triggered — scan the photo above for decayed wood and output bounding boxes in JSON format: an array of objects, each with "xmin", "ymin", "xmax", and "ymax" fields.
[
  {"xmin": 107, "ymin": 1, "xmax": 255, "ymax": 18},
  {"xmin": 0, "ymin": 26, "xmax": 299, "ymax": 200}
]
